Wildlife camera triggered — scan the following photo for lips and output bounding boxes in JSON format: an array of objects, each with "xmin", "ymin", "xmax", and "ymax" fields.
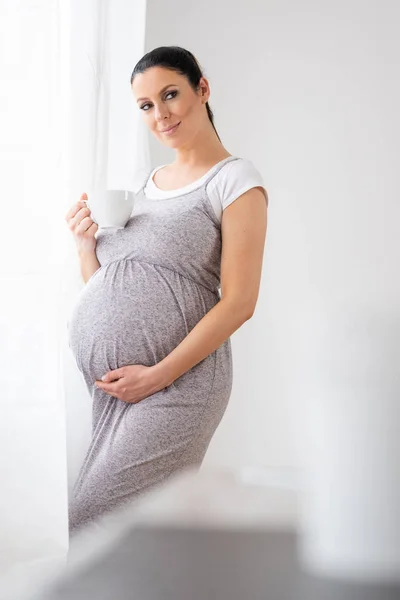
[{"xmin": 160, "ymin": 122, "xmax": 180, "ymax": 133}]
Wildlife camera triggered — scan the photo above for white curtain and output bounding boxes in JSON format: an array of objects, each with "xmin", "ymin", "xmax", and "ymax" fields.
[
  {"xmin": 0, "ymin": 0, "xmax": 149, "ymax": 571},
  {"xmin": 62, "ymin": 0, "xmax": 150, "ymax": 497}
]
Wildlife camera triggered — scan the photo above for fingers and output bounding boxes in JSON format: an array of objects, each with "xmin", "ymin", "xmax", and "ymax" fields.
[
  {"xmin": 76, "ymin": 216, "xmax": 98, "ymax": 235},
  {"xmin": 87, "ymin": 221, "xmax": 98, "ymax": 234},
  {"xmin": 65, "ymin": 202, "xmax": 82, "ymax": 221},
  {"xmin": 65, "ymin": 193, "xmax": 89, "ymax": 222},
  {"xmin": 85, "ymin": 220, "xmax": 98, "ymax": 237},
  {"xmin": 66, "ymin": 207, "xmax": 90, "ymax": 232}
]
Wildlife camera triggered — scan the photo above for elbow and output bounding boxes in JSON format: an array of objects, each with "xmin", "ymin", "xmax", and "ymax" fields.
[
  {"xmin": 226, "ymin": 299, "xmax": 255, "ymax": 323},
  {"xmin": 239, "ymin": 297, "xmax": 257, "ymax": 321},
  {"xmin": 243, "ymin": 306, "xmax": 255, "ymax": 321}
]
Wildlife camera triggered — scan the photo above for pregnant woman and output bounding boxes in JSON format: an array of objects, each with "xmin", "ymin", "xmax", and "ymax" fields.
[{"xmin": 66, "ymin": 46, "xmax": 269, "ymax": 535}]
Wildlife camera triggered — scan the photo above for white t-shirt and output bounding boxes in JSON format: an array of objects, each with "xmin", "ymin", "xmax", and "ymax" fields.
[{"xmin": 135, "ymin": 157, "xmax": 267, "ymax": 224}]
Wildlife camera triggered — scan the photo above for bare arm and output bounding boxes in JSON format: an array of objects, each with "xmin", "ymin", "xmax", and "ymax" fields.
[
  {"xmin": 78, "ymin": 249, "xmax": 100, "ymax": 284},
  {"xmin": 153, "ymin": 186, "xmax": 268, "ymax": 387}
]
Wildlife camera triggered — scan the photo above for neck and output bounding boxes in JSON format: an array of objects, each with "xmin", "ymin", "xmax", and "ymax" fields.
[{"xmin": 172, "ymin": 123, "xmax": 231, "ymax": 170}]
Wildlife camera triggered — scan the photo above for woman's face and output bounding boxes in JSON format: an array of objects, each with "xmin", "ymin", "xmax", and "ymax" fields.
[{"xmin": 131, "ymin": 66, "xmax": 210, "ymax": 148}]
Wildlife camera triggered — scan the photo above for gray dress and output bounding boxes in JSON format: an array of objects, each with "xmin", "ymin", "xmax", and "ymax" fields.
[{"xmin": 67, "ymin": 157, "xmax": 239, "ymax": 535}]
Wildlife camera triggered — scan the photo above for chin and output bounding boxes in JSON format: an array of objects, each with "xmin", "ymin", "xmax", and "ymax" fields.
[
  {"xmin": 158, "ymin": 136, "xmax": 182, "ymax": 149},
  {"xmin": 156, "ymin": 123, "xmax": 185, "ymax": 147},
  {"xmin": 166, "ymin": 139, "xmax": 183, "ymax": 149}
]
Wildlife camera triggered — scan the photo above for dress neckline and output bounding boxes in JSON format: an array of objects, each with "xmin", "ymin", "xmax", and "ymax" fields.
[{"xmin": 146, "ymin": 156, "xmax": 235, "ymax": 198}]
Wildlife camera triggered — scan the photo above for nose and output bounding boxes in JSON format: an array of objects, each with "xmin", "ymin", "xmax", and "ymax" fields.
[{"xmin": 154, "ymin": 102, "xmax": 170, "ymax": 122}]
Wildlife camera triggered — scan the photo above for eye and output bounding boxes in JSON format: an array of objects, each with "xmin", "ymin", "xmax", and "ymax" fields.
[
  {"xmin": 165, "ymin": 90, "xmax": 178, "ymax": 100},
  {"xmin": 139, "ymin": 90, "xmax": 178, "ymax": 111}
]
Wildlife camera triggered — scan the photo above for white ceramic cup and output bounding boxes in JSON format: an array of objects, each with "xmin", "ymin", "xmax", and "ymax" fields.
[{"xmin": 85, "ymin": 189, "xmax": 135, "ymax": 229}]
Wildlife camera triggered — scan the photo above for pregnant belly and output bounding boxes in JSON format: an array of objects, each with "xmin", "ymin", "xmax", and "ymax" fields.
[{"xmin": 67, "ymin": 259, "xmax": 217, "ymax": 384}]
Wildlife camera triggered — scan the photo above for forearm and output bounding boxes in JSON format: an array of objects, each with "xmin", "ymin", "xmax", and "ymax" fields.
[
  {"xmin": 153, "ymin": 298, "xmax": 252, "ymax": 388},
  {"xmin": 78, "ymin": 250, "xmax": 100, "ymax": 284}
]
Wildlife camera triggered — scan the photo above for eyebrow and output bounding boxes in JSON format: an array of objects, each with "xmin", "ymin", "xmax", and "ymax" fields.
[{"xmin": 136, "ymin": 84, "xmax": 177, "ymax": 103}]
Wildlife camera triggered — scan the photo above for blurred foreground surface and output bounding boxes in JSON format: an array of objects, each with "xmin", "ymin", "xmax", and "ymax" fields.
[{"xmin": 2, "ymin": 468, "xmax": 399, "ymax": 600}]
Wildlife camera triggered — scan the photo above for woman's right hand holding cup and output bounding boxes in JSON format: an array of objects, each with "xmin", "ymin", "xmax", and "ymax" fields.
[{"xmin": 65, "ymin": 193, "xmax": 98, "ymax": 254}]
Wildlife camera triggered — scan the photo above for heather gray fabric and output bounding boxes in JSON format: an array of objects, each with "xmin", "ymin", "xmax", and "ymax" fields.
[{"xmin": 67, "ymin": 157, "xmax": 242, "ymax": 535}]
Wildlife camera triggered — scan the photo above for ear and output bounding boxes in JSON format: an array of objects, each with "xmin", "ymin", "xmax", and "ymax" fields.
[{"xmin": 198, "ymin": 76, "xmax": 210, "ymax": 103}]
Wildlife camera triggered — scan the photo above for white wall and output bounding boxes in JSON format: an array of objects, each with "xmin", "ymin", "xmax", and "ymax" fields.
[{"xmin": 144, "ymin": 0, "xmax": 400, "ymax": 469}]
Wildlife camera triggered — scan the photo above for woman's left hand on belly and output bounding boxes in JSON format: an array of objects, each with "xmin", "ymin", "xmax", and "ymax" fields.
[{"xmin": 95, "ymin": 365, "xmax": 166, "ymax": 403}]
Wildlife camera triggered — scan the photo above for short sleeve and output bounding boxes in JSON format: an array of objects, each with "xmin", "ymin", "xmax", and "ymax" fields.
[{"xmin": 217, "ymin": 158, "xmax": 268, "ymax": 212}]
